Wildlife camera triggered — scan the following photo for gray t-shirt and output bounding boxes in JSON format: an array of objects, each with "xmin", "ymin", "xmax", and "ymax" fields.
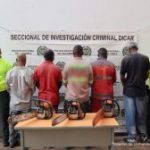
[{"xmin": 6, "ymin": 66, "xmax": 34, "ymax": 111}]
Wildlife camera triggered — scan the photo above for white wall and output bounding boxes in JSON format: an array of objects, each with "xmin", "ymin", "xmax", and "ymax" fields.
[
  {"xmin": 138, "ymin": 26, "xmax": 150, "ymax": 55},
  {"xmin": 0, "ymin": 0, "xmax": 150, "ymax": 31}
]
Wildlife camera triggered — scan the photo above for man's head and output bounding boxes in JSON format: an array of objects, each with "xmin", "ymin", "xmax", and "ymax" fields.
[
  {"xmin": 73, "ymin": 45, "xmax": 83, "ymax": 57},
  {"xmin": 0, "ymin": 48, "xmax": 1, "ymax": 58},
  {"xmin": 44, "ymin": 49, "xmax": 54, "ymax": 62},
  {"xmin": 127, "ymin": 42, "xmax": 138, "ymax": 53},
  {"xmin": 98, "ymin": 47, "xmax": 108, "ymax": 59},
  {"xmin": 16, "ymin": 53, "xmax": 26, "ymax": 66}
]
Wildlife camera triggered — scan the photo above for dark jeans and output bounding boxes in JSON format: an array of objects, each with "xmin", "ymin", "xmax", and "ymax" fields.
[
  {"xmin": 0, "ymin": 91, "xmax": 10, "ymax": 143},
  {"xmin": 146, "ymin": 88, "xmax": 150, "ymax": 137},
  {"xmin": 83, "ymin": 101, "xmax": 90, "ymax": 112},
  {"xmin": 9, "ymin": 123, "xmax": 19, "ymax": 145}
]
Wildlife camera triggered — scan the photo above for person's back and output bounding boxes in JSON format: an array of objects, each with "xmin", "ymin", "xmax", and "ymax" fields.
[
  {"xmin": 92, "ymin": 59, "xmax": 116, "ymax": 98},
  {"xmin": 121, "ymin": 53, "xmax": 149, "ymax": 97},
  {"xmin": 120, "ymin": 42, "xmax": 150, "ymax": 143},
  {"xmin": 34, "ymin": 49, "xmax": 62, "ymax": 109},
  {"xmin": 91, "ymin": 48, "xmax": 116, "ymax": 112},
  {"xmin": 6, "ymin": 53, "xmax": 34, "ymax": 148},
  {"xmin": 63, "ymin": 45, "xmax": 93, "ymax": 112},
  {"xmin": 64, "ymin": 57, "xmax": 93, "ymax": 102},
  {"xmin": 7, "ymin": 66, "xmax": 34, "ymax": 111},
  {"xmin": 34, "ymin": 61, "xmax": 61, "ymax": 105}
]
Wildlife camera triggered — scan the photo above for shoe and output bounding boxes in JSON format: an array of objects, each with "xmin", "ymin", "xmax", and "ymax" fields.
[
  {"xmin": 3, "ymin": 141, "xmax": 9, "ymax": 147},
  {"xmin": 140, "ymin": 135, "xmax": 148, "ymax": 143},
  {"xmin": 85, "ymin": 147, "xmax": 94, "ymax": 149},
  {"xmin": 10, "ymin": 143, "xmax": 17, "ymax": 148},
  {"xmin": 10, "ymin": 141, "xmax": 19, "ymax": 148},
  {"xmin": 125, "ymin": 138, "xmax": 137, "ymax": 144},
  {"xmin": 66, "ymin": 147, "xmax": 74, "ymax": 150},
  {"xmin": 147, "ymin": 138, "xmax": 150, "ymax": 143}
]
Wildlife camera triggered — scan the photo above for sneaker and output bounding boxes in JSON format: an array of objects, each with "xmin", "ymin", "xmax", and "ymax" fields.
[
  {"xmin": 85, "ymin": 147, "xmax": 94, "ymax": 149},
  {"xmin": 10, "ymin": 140, "xmax": 20, "ymax": 148},
  {"xmin": 147, "ymin": 138, "xmax": 150, "ymax": 143},
  {"xmin": 3, "ymin": 141, "xmax": 9, "ymax": 147},
  {"xmin": 140, "ymin": 135, "xmax": 148, "ymax": 143},
  {"xmin": 125, "ymin": 138, "xmax": 137, "ymax": 144},
  {"xmin": 66, "ymin": 147, "xmax": 74, "ymax": 150}
]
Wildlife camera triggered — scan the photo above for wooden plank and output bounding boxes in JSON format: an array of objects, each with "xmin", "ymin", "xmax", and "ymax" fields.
[{"xmin": 15, "ymin": 113, "xmax": 119, "ymax": 129}]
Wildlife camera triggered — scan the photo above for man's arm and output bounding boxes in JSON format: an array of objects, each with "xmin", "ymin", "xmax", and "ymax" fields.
[
  {"xmin": 6, "ymin": 70, "xmax": 11, "ymax": 91},
  {"xmin": 112, "ymin": 65, "xmax": 116, "ymax": 83},
  {"xmin": 120, "ymin": 58, "xmax": 126, "ymax": 85},
  {"xmin": 25, "ymin": 69, "xmax": 35, "ymax": 93},
  {"xmin": 120, "ymin": 74, "xmax": 126, "ymax": 85},
  {"xmin": 62, "ymin": 64, "xmax": 69, "ymax": 87},
  {"xmin": 88, "ymin": 65, "xmax": 93, "ymax": 86},
  {"xmin": 57, "ymin": 68, "xmax": 62, "ymax": 89},
  {"xmin": 33, "ymin": 67, "xmax": 39, "ymax": 88}
]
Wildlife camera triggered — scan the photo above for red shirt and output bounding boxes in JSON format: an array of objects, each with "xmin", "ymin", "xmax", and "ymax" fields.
[
  {"xmin": 92, "ymin": 58, "xmax": 116, "ymax": 99},
  {"xmin": 91, "ymin": 58, "xmax": 116, "ymax": 112},
  {"xmin": 34, "ymin": 61, "xmax": 62, "ymax": 106}
]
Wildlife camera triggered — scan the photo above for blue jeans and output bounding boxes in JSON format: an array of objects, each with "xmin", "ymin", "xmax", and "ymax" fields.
[{"xmin": 124, "ymin": 95, "xmax": 147, "ymax": 139}]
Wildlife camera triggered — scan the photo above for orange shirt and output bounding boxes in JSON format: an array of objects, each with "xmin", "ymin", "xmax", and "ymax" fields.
[
  {"xmin": 34, "ymin": 61, "xmax": 62, "ymax": 106},
  {"xmin": 92, "ymin": 58, "xmax": 116, "ymax": 100},
  {"xmin": 91, "ymin": 58, "xmax": 116, "ymax": 112}
]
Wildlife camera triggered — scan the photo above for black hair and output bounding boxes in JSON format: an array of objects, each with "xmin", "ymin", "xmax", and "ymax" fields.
[
  {"xmin": 73, "ymin": 45, "xmax": 83, "ymax": 57},
  {"xmin": 98, "ymin": 47, "xmax": 108, "ymax": 59},
  {"xmin": 44, "ymin": 49, "xmax": 54, "ymax": 61}
]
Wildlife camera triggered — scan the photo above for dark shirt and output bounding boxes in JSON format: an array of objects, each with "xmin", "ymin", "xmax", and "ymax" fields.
[{"xmin": 120, "ymin": 52, "xmax": 150, "ymax": 97}]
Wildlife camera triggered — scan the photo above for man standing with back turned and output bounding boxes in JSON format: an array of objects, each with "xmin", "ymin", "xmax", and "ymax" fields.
[
  {"xmin": 6, "ymin": 53, "xmax": 34, "ymax": 148},
  {"xmin": 34, "ymin": 49, "xmax": 62, "ymax": 111},
  {"xmin": 0, "ymin": 48, "xmax": 12, "ymax": 147},
  {"xmin": 91, "ymin": 48, "xmax": 116, "ymax": 112},
  {"xmin": 120, "ymin": 42, "xmax": 150, "ymax": 143},
  {"xmin": 62, "ymin": 45, "xmax": 93, "ymax": 112}
]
